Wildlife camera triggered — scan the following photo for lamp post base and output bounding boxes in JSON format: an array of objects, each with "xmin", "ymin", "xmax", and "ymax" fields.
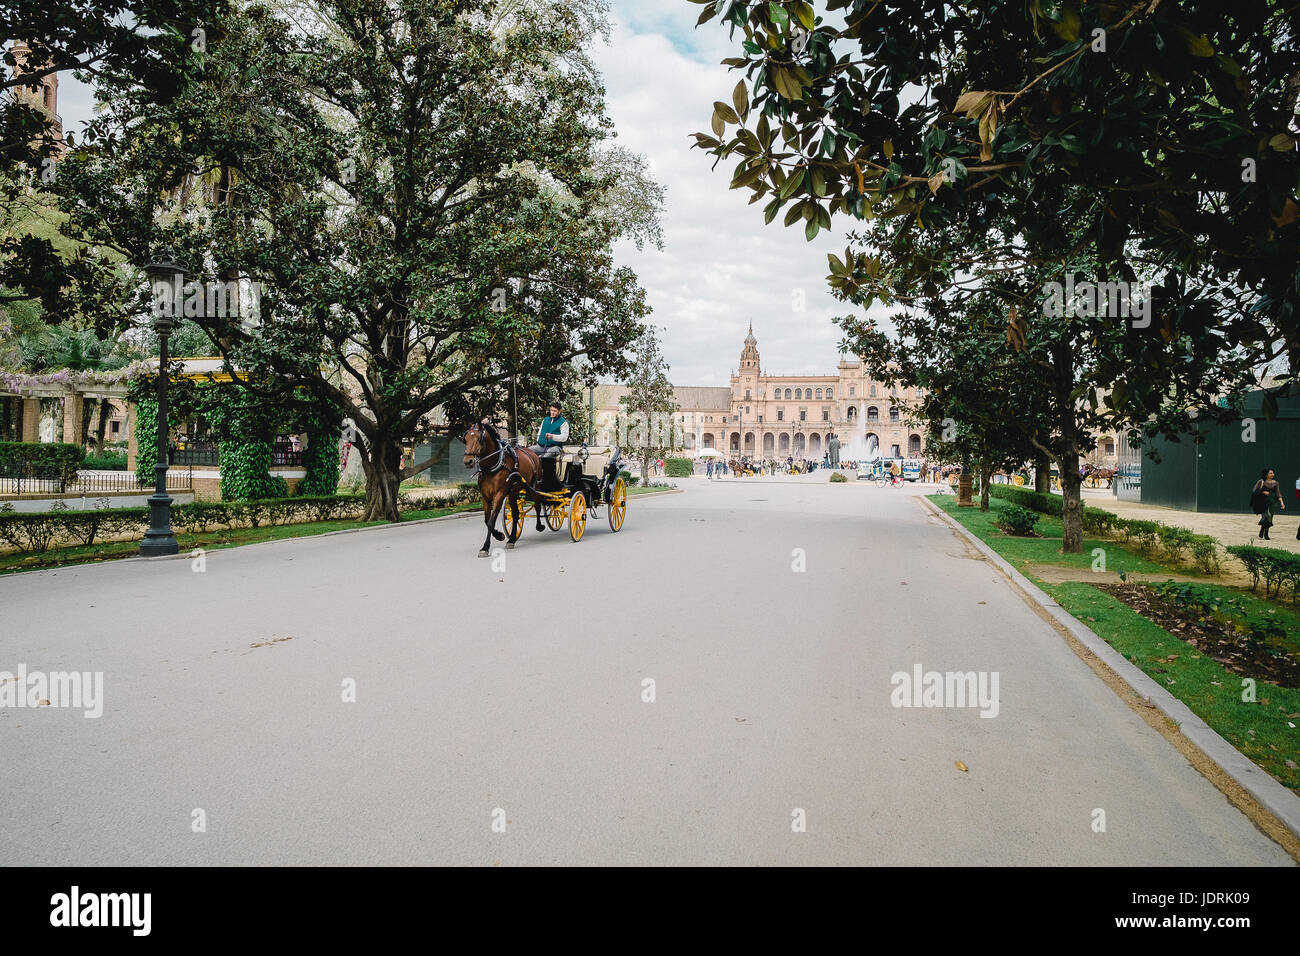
[{"xmin": 140, "ymin": 491, "xmax": 179, "ymax": 556}]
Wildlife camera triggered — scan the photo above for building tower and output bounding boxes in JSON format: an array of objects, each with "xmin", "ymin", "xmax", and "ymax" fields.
[{"xmin": 9, "ymin": 41, "xmax": 66, "ymax": 156}]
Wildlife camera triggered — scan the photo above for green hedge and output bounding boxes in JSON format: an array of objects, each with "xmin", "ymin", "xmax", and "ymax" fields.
[
  {"xmin": 0, "ymin": 442, "xmax": 82, "ymax": 483},
  {"xmin": 81, "ymin": 451, "xmax": 127, "ymax": 471},
  {"xmin": 665, "ymin": 456, "xmax": 693, "ymax": 478},
  {"xmin": 1226, "ymin": 545, "xmax": 1300, "ymax": 602},
  {"xmin": 0, "ymin": 493, "xmax": 422, "ymax": 555},
  {"xmin": 986, "ymin": 484, "xmax": 1063, "ymax": 516}
]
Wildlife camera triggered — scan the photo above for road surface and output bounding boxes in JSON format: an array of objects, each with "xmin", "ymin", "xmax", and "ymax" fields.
[{"xmin": 1, "ymin": 476, "xmax": 1292, "ymax": 864}]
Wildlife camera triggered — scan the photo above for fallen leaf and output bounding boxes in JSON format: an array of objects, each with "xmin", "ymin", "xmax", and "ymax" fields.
[{"xmin": 955, "ymin": 760, "xmax": 968, "ymax": 772}]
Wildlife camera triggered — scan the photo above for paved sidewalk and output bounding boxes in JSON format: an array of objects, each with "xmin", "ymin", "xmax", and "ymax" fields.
[{"xmin": 1082, "ymin": 490, "xmax": 1300, "ymax": 554}]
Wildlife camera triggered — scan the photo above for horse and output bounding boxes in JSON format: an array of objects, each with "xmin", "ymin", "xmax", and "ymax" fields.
[{"xmin": 463, "ymin": 422, "xmax": 546, "ymax": 556}]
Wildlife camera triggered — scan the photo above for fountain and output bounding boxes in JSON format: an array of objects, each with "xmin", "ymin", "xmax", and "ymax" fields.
[{"xmin": 831, "ymin": 405, "xmax": 882, "ymax": 463}]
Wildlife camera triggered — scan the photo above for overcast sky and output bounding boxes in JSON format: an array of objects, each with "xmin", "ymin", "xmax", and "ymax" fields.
[{"xmin": 49, "ymin": 0, "xmax": 875, "ymax": 386}]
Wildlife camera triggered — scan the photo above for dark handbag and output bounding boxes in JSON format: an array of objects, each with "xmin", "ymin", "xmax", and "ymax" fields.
[{"xmin": 1250, "ymin": 487, "xmax": 1269, "ymax": 514}]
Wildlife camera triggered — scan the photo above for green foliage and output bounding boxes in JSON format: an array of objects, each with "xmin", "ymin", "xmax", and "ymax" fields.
[
  {"xmin": 0, "ymin": 492, "xmax": 417, "ymax": 555},
  {"xmin": 987, "ymin": 484, "xmax": 1063, "ymax": 516},
  {"xmin": 1148, "ymin": 581, "xmax": 1291, "ymax": 645},
  {"xmin": 994, "ymin": 504, "xmax": 1041, "ymax": 536},
  {"xmin": 81, "ymin": 450, "xmax": 127, "ymax": 470},
  {"xmin": 828, "ymin": 471, "xmax": 847, "ymax": 482},
  {"xmin": 1227, "ymin": 546, "xmax": 1300, "ymax": 602},
  {"xmin": 133, "ymin": 394, "xmax": 159, "ymax": 484},
  {"xmin": 218, "ymin": 440, "xmax": 286, "ymax": 501},
  {"xmin": 48, "ymin": 1, "xmax": 656, "ymax": 522},
  {"xmin": 665, "ymin": 456, "xmax": 693, "ymax": 477},
  {"xmin": 0, "ymin": 441, "xmax": 82, "ymax": 482}
]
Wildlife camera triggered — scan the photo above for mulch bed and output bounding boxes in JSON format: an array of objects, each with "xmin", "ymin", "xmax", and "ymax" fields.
[{"xmin": 1096, "ymin": 582, "xmax": 1300, "ymax": 689}]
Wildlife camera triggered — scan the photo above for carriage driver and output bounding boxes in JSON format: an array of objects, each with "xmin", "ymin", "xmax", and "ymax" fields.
[{"xmin": 529, "ymin": 401, "xmax": 569, "ymax": 459}]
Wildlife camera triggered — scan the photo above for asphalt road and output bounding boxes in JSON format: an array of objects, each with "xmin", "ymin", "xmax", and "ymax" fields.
[{"xmin": 2, "ymin": 476, "xmax": 1292, "ymax": 864}]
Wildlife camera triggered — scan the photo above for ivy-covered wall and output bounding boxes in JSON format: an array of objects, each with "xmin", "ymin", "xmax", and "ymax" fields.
[{"xmin": 130, "ymin": 374, "xmax": 342, "ymax": 501}]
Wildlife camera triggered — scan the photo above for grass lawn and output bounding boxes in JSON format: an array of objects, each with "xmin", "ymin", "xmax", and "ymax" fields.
[
  {"xmin": 930, "ymin": 493, "xmax": 1171, "ymax": 577},
  {"xmin": 931, "ymin": 494, "xmax": 1300, "ymax": 791},
  {"xmin": 1047, "ymin": 581, "xmax": 1300, "ymax": 792}
]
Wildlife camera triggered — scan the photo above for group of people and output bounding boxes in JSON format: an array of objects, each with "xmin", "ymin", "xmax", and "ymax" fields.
[{"xmin": 704, "ymin": 456, "xmax": 824, "ymax": 478}]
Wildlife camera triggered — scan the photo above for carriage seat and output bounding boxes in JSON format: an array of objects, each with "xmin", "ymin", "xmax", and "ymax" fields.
[{"xmin": 552, "ymin": 445, "xmax": 612, "ymax": 474}]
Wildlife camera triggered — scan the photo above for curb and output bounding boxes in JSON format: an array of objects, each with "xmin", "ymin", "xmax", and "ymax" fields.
[{"xmin": 920, "ymin": 495, "xmax": 1300, "ymax": 844}]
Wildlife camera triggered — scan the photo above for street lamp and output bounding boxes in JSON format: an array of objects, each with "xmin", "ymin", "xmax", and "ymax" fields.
[{"xmin": 139, "ymin": 256, "xmax": 183, "ymax": 557}]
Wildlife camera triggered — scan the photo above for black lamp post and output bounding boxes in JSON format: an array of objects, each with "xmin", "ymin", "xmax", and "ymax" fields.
[{"xmin": 139, "ymin": 256, "xmax": 183, "ymax": 557}]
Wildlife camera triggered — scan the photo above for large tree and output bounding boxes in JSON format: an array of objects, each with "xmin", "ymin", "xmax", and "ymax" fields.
[
  {"xmin": 692, "ymin": 0, "xmax": 1300, "ymax": 389},
  {"xmin": 33, "ymin": 0, "xmax": 657, "ymax": 520}
]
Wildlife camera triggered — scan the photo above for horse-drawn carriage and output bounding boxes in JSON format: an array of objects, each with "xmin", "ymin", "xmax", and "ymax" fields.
[
  {"xmin": 507, "ymin": 443, "xmax": 628, "ymax": 543},
  {"xmin": 463, "ymin": 422, "xmax": 627, "ymax": 554}
]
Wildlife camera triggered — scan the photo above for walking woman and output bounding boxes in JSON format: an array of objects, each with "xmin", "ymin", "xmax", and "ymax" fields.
[{"xmin": 1252, "ymin": 467, "xmax": 1285, "ymax": 540}]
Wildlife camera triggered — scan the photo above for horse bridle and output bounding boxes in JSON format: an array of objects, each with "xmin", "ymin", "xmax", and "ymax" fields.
[{"xmin": 466, "ymin": 424, "xmax": 510, "ymax": 477}]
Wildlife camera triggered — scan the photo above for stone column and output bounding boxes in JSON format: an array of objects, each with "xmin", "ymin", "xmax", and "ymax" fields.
[
  {"xmin": 20, "ymin": 397, "xmax": 40, "ymax": 442},
  {"xmin": 62, "ymin": 392, "xmax": 85, "ymax": 448}
]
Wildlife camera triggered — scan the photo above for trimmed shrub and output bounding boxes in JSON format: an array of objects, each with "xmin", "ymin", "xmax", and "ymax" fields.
[
  {"xmin": 0, "ymin": 493, "xmax": 379, "ymax": 556},
  {"xmin": 80, "ymin": 451, "xmax": 128, "ymax": 471},
  {"xmin": 0, "ymin": 441, "xmax": 83, "ymax": 485},
  {"xmin": 994, "ymin": 504, "xmax": 1041, "ymax": 536},
  {"xmin": 1226, "ymin": 545, "xmax": 1300, "ymax": 601},
  {"xmin": 665, "ymin": 457, "xmax": 693, "ymax": 478},
  {"xmin": 829, "ymin": 471, "xmax": 848, "ymax": 483},
  {"xmin": 987, "ymin": 484, "xmax": 1064, "ymax": 516}
]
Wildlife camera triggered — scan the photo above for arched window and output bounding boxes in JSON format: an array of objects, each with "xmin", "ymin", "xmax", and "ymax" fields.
[
  {"xmin": 908, "ymin": 434, "xmax": 922, "ymax": 455},
  {"xmin": 795, "ymin": 388, "xmax": 802, "ymax": 399},
  {"xmin": 826, "ymin": 388, "xmax": 832, "ymax": 399},
  {"xmin": 889, "ymin": 406, "xmax": 900, "ymax": 422},
  {"xmin": 867, "ymin": 406, "xmax": 879, "ymax": 421},
  {"xmin": 815, "ymin": 388, "xmax": 822, "ymax": 398},
  {"xmin": 785, "ymin": 388, "xmax": 792, "ymax": 399}
]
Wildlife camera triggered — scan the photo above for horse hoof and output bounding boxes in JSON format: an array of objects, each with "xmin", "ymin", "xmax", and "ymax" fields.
[
  {"xmin": 478, "ymin": 550, "xmax": 489, "ymax": 558},
  {"xmin": 506, "ymin": 542, "xmax": 515, "ymax": 550}
]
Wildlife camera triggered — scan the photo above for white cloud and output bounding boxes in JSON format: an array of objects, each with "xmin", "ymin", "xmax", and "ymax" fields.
[{"xmin": 596, "ymin": 3, "xmax": 876, "ymax": 386}]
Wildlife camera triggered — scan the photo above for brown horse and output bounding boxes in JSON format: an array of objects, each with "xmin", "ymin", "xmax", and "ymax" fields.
[{"xmin": 463, "ymin": 422, "xmax": 546, "ymax": 556}]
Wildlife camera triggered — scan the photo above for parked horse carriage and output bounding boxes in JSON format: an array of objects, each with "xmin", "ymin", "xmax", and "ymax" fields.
[{"xmin": 463, "ymin": 423, "xmax": 627, "ymax": 555}]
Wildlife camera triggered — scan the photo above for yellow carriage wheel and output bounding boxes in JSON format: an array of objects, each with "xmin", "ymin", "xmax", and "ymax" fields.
[
  {"xmin": 505, "ymin": 502, "xmax": 524, "ymax": 541},
  {"xmin": 1012, "ymin": 474, "xmax": 1025, "ymax": 486},
  {"xmin": 608, "ymin": 477, "xmax": 627, "ymax": 532},
  {"xmin": 569, "ymin": 492, "xmax": 587, "ymax": 542},
  {"xmin": 544, "ymin": 500, "xmax": 566, "ymax": 531}
]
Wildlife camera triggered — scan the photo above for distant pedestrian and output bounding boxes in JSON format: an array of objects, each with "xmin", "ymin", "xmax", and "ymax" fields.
[{"xmin": 1252, "ymin": 467, "xmax": 1285, "ymax": 540}]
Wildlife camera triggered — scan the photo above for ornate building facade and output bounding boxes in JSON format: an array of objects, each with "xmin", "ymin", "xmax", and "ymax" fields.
[{"xmin": 595, "ymin": 325, "xmax": 928, "ymax": 461}]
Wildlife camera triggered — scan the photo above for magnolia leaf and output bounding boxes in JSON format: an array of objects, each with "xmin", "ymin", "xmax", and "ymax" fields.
[
  {"xmin": 713, "ymin": 101, "xmax": 741, "ymax": 125},
  {"xmin": 1268, "ymin": 133, "xmax": 1294, "ymax": 152},
  {"xmin": 954, "ymin": 91, "xmax": 991, "ymax": 117},
  {"xmin": 732, "ymin": 80, "xmax": 749, "ymax": 121}
]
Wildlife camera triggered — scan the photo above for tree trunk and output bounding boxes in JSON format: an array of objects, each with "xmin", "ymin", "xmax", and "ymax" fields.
[
  {"xmin": 360, "ymin": 437, "xmax": 403, "ymax": 522},
  {"xmin": 1034, "ymin": 454, "xmax": 1050, "ymax": 493},
  {"xmin": 979, "ymin": 458, "xmax": 992, "ymax": 512},
  {"xmin": 95, "ymin": 398, "xmax": 110, "ymax": 453},
  {"xmin": 1060, "ymin": 450, "xmax": 1084, "ymax": 553}
]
